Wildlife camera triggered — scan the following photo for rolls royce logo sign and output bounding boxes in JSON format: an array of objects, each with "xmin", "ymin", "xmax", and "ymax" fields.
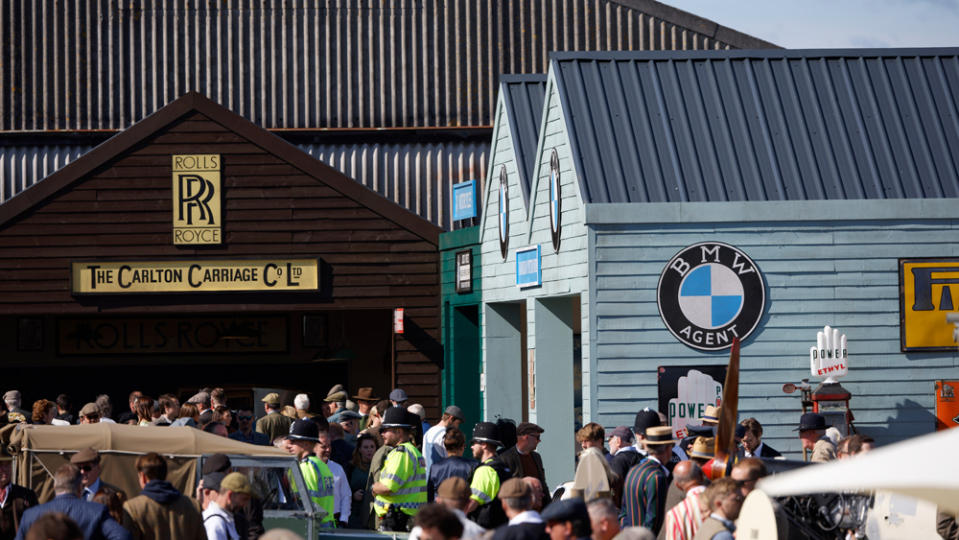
[
  {"xmin": 173, "ymin": 154, "xmax": 222, "ymax": 245},
  {"xmin": 498, "ymin": 166, "xmax": 509, "ymax": 259},
  {"xmin": 549, "ymin": 149, "xmax": 561, "ymax": 252},
  {"xmin": 657, "ymin": 242, "xmax": 765, "ymax": 351}
]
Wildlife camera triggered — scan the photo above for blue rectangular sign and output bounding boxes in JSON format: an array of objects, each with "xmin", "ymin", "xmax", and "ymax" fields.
[
  {"xmin": 452, "ymin": 180, "xmax": 478, "ymax": 221},
  {"xmin": 516, "ymin": 245, "xmax": 542, "ymax": 288}
]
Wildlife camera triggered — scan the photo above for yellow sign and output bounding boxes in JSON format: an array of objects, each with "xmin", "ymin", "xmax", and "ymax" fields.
[
  {"xmin": 900, "ymin": 258, "xmax": 959, "ymax": 351},
  {"xmin": 72, "ymin": 259, "xmax": 320, "ymax": 294},
  {"xmin": 59, "ymin": 316, "xmax": 287, "ymax": 355},
  {"xmin": 172, "ymin": 154, "xmax": 222, "ymax": 245}
]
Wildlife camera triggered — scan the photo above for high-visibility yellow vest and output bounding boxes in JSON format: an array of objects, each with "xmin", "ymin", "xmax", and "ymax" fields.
[
  {"xmin": 469, "ymin": 458, "xmax": 501, "ymax": 506},
  {"xmin": 374, "ymin": 441, "xmax": 427, "ymax": 517},
  {"xmin": 298, "ymin": 456, "xmax": 336, "ymax": 527}
]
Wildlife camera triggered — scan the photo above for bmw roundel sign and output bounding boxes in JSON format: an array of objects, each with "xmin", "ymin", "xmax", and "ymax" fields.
[
  {"xmin": 549, "ymin": 149, "xmax": 562, "ymax": 252},
  {"xmin": 498, "ymin": 166, "xmax": 509, "ymax": 259},
  {"xmin": 657, "ymin": 242, "xmax": 765, "ymax": 351}
]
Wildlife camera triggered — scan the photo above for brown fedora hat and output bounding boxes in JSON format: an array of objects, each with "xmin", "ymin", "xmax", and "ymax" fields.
[{"xmin": 352, "ymin": 387, "xmax": 379, "ymax": 401}]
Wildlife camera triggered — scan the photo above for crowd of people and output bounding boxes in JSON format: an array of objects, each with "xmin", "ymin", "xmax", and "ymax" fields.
[{"xmin": 1, "ymin": 386, "xmax": 880, "ymax": 540}]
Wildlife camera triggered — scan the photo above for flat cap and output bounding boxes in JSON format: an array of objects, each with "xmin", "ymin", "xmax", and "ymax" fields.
[
  {"xmin": 541, "ymin": 498, "xmax": 589, "ymax": 523},
  {"xmin": 330, "ymin": 410, "xmax": 362, "ymax": 423},
  {"xmin": 79, "ymin": 403, "xmax": 100, "ymax": 417},
  {"xmin": 498, "ymin": 478, "xmax": 531, "ymax": 499},
  {"xmin": 2, "ymin": 390, "xmax": 20, "ymax": 401},
  {"xmin": 389, "ymin": 388, "xmax": 408, "ymax": 402},
  {"xmin": 323, "ymin": 391, "xmax": 347, "ymax": 403},
  {"xmin": 261, "ymin": 392, "xmax": 281, "ymax": 405},
  {"xmin": 437, "ymin": 477, "xmax": 471, "ymax": 500},
  {"xmin": 516, "ymin": 422, "xmax": 544, "ymax": 436},
  {"xmin": 202, "ymin": 453, "xmax": 232, "ymax": 475},
  {"xmin": 444, "ymin": 405, "xmax": 464, "ymax": 421},
  {"xmin": 202, "ymin": 472, "xmax": 225, "ymax": 492},
  {"xmin": 70, "ymin": 448, "xmax": 99, "ymax": 464},
  {"xmin": 609, "ymin": 426, "xmax": 634, "ymax": 442},
  {"xmin": 187, "ymin": 391, "xmax": 210, "ymax": 405},
  {"xmin": 221, "ymin": 472, "xmax": 253, "ymax": 495}
]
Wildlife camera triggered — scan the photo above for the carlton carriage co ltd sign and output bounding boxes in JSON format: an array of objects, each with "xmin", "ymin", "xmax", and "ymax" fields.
[
  {"xmin": 657, "ymin": 242, "xmax": 766, "ymax": 351},
  {"xmin": 70, "ymin": 153, "xmax": 323, "ymax": 295}
]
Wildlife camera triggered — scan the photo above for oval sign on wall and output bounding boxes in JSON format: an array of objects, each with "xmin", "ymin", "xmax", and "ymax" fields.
[
  {"xmin": 657, "ymin": 242, "xmax": 765, "ymax": 351},
  {"xmin": 549, "ymin": 149, "xmax": 562, "ymax": 251},
  {"xmin": 498, "ymin": 165, "xmax": 509, "ymax": 259}
]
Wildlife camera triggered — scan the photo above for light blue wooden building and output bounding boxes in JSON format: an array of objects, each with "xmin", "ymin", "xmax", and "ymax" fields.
[{"xmin": 479, "ymin": 48, "xmax": 959, "ymax": 483}]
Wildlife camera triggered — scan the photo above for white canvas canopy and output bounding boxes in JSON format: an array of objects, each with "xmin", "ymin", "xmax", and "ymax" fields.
[{"xmin": 758, "ymin": 427, "xmax": 959, "ymax": 514}]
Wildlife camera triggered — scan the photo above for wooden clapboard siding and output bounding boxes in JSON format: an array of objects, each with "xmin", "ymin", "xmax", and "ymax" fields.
[
  {"xmin": 479, "ymin": 72, "xmax": 591, "ymax": 488},
  {"xmin": 0, "ymin": 94, "xmax": 442, "ymax": 415},
  {"xmin": 589, "ymin": 207, "xmax": 959, "ymax": 458}
]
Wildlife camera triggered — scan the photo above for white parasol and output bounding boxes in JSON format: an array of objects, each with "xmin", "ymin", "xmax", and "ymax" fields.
[{"xmin": 758, "ymin": 426, "xmax": 959, "ymax": 514}]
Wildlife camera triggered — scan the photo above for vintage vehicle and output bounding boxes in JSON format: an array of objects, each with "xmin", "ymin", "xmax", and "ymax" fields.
[
  {"xmin": 737, "ymin": 427, "xmax": 957, "ymax": 539},
  {"xmin": 3, "ymin": 422, "xmax": 328, "ymax": 537}
]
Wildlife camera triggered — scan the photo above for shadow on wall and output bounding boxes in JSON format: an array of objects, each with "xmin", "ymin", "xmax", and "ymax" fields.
[{"xmin": 854, "ymin": 398, "xmax": 937, "ymax": 448}]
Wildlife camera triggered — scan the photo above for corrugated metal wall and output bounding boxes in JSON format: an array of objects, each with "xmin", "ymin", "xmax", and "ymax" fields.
[
  {"xmin": 0, "ymin": 0, "xmax": 769, "ymax": 132},
  {"xmin": 0, "ymin": 145, "xmax": 92, "ymax": 203},
  {"xmin": 0, "ymin": 142, "xmax": 487, "ymax": 229}
]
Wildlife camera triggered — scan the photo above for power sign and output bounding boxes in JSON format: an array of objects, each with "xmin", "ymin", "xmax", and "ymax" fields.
[{"xmin": 659, "ymin": 366, "xmax": 726, "ymax": 439}]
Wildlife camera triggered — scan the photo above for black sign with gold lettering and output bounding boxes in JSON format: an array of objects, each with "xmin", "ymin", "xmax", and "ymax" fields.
[{"xmin": 58, "ymin": 316, "xmax": 287, "ymax": 355}]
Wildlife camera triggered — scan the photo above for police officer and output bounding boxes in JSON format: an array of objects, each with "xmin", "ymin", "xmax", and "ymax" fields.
[
  {"xmin": 285, "ymin": 418, "xmax": 337, "ymax": 527},
  {"xmin": 465, "ymin": 422, "xmax": 511, "ymax": 528},
  {"xmin": 372, "ymin": 407, "xmax": 427, "ymax": 531}
]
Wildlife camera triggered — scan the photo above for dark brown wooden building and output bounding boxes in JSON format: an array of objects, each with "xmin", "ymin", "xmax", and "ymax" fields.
[{"xmin": 0, "ymin": 93, "xmax": 442, "ymax": 416}]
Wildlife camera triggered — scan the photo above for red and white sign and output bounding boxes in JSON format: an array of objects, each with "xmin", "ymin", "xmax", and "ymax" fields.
[
  {"xmin": 810, "ymin": 325, "xmax": 848, "ymax": 382},
  {"xmin": 393, "ymin": 308, "xmax": 405, "ymax": 334}
]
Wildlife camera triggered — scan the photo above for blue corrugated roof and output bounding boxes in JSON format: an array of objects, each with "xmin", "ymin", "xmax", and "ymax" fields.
[
  {"xmin": 551, "ymin": 48, "xmax": 959, "ymax": 204},
  {"xmin": 501, "ymin": 75, "xmax": 548, "ymax": 209}
]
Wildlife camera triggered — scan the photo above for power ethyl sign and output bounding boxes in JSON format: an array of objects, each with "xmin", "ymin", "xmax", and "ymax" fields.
[{"xmin": 657, "ymin": 242, "xmax": 765, "ymax": 351}]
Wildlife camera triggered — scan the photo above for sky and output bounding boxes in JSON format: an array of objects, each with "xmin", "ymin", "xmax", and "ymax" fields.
[{"xmin": 662, "ymin": 0, "xmax": 959, "ymax": 49}]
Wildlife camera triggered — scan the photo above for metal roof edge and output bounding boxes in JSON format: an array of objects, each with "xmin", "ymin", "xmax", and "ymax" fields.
[
  {"xmin": 500, "ymin": 80, "xmax": 533, "ymax": 211},
  {"xmin": 549, "ymin": 47, "xmax": 959, "ymax": 62},
  {"xmin": 548, "ymin": 58, "xmax": 598, "ymax": 206},
  {"xmin": 499, "ymin": 74, "xmax": 548, "ymax": 84},
  {"xmin": 0, "ymin": 92, "xmax": 443, "ymax": 244},
  {"xmin": 607, "ymin": 0, "xmax": 780, "ymax": 49},
  {"xmin": 585, "ymin": 199, "xmax": 959, "ymax": 225}
]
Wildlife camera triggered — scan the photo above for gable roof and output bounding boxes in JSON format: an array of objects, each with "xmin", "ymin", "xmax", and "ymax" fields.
[
  {"xmin": 501, "ymin": 75, "xmax": 548, "ymax": 210},
  {"xmin": 0, "ymin": 93, "xmax": 442, "ymax": 244},
  {"xmin": 551, "ymin": 48, "xmax": 959, "ymax": 204}
]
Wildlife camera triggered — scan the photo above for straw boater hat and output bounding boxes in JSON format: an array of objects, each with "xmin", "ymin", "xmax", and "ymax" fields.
[
  {"xmin": 643, "ymin": 426, "xmax": 678, "ymax": 445},
  {"xmin": 688, "ymin": 436, "xmax": 715, "ymax": 460},
  {"xmin": 701, "ymin": 405, "xmax": 720, "ymax": 426}
]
